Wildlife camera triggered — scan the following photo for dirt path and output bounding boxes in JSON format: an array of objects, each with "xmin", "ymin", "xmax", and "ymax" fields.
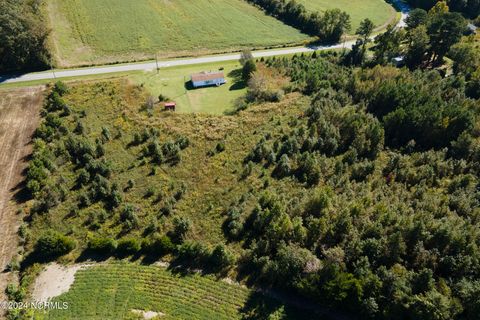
[{"xmin": 0, "ymin": 87, "xmax": 43, "ymax": 315}]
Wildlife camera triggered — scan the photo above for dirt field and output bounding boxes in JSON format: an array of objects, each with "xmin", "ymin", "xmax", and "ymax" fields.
[{"xmin": 0, "ymin": 87, "xmax": 43, "ymax": 312}]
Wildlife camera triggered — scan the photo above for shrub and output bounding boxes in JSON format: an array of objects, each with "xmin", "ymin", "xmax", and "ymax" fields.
[
  {"xmin": 53, "ymin": 81, "xmax": 69, "ymax": 96},
  {"xmin": 108, "ymin": 188, "xmax": 123, "ymax": 208},
  {"xmin": 120, "ymin": 204, "xmax": 139, "ymax": 229},
  {"xmin": 142, "ymin": 234, "xmax": 175, "ymax": 256},
  {"xmin": 6, "ymin": 283, "xmax": 25, "ymax": 302},
  {"xmin": 6, "ymin": 257, "xmax": 20, "ymax": 272},
  {"xmin": 77, "ymin": 168, "xmax": 90, "ymax": 185},
  {"xmin": 209, "ymin": 244, "xmax": 235, "ymax": 271},
  {"xmin": 87, "ymin": 236, "xmax": 117, "ymax": 253},
  {"xmin": 117, "ymin": 238, "xmax": 141, "ymax": 255},
  {"xmin": 101, "ymin": 126, "xmax": 111, "ymax": 142},
  {"xmin": 145, "ymin": 187, "xmax": 156, "ymax": 198},
  {"xmin": 158, "ymin": 94, "xmax": 169, "ymax": 102},
  {"xmin": 35, "ymin": 230, "xmax": 76, "ymax": 258},
  {"xmin": 176, "ymin": 136, "xmax": 190, "ymax": 150},
  {"xmin": 177, "ymin": 241, "xmax": 210, "ymax": 266},
  {"xmin": 74, "ymin": 121, "xmax": 85, "ymax": 135},
  {"xmin": 126, "ymin": 179, "xmax": 135, "ymax": 190},
  {"xmin": 173, "ymin": 216, "xmax": 191, "ymax": 241},
  {"xmin": 274, "ymin": 154, "xmax": 291, "ymax": 177},
  {"xmin": 216, "ymin": 142, "xmax": 226, "ymax": 153}
]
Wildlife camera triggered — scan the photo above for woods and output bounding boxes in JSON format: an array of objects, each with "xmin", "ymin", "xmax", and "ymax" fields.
[
  {"xmin": 221, "ymin": 52, "xmax": 480, "ymax": 319},
  {"xmin": 0, "ymin": 0, "xmax": 50, "ymax": 72},
  {"xmin": 407, "ymin": 0, "xmax": 480, "ymax": 18}
]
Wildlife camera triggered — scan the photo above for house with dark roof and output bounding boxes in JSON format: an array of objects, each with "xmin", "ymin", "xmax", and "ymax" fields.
[{"xmin": 191, "ymin": 71, "xmax": 226, "ymax": 88}]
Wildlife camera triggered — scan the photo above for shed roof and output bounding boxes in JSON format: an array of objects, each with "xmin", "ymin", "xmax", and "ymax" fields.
[
  {"xmin": 165, "ymin": 102, "xmax": 176, "ymax": 107},
  {"xmin": 191, "ymin": 71, "xmax": 225, "ymax": 82}
]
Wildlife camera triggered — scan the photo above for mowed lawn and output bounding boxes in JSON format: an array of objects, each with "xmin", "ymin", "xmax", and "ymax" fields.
[
  {"xmin": 34, "ymin": 264, "xmax": 316, "ymax": 320},
  {"xmin": 297, "ymin": 0, "xmax": 396, "ymax": 30},
  {"xmin": 46, "ymin": 0, "xmax": 310, "ymax": 67},
  {"xmin": 130, "ymin": 60, "xmax": 247, "ymax": 114}
]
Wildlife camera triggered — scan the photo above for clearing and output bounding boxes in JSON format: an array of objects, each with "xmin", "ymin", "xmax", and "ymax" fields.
[
  {"xmin": 297, "ymin": 0, "xmax": 397, "ymax": 31},
  {"xmin": 0, "ymin": 87, "xmax": 43, "ymax": 311},
  {"xmin": 130, "ymin": 60, "xmax": 247, "ymax": 114},
  {"xmin": 45, "ymin": 0, "xmax": 310, "ymax": 67},
  {"xmin": 33, "ymin": 263, "xmax": 317, "ymax": 319}
]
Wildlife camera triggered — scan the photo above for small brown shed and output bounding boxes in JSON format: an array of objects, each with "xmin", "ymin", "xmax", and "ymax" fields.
[{"xmin": 164, "ymin": 102, "xmax": 176, "ymax": 111}]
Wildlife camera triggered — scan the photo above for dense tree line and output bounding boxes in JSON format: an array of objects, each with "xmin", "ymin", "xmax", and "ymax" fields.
[
  {"xmin": 407, "ymin": 0, "xmax": 480, "ymax": 18},
  {"xmin": 346, "ymin": 2, "xmax": 469, "ymax": 69},
  {"xmin": 246, "ymin": 0, "xmax": 351, "ymax": 43},
  {"xmin": 344, "ymin": 2, "xmax": 480, "ymax": 101},
  {"xmin": 0, "ymin": 0, "xmax": 50, "ymax": 72}
]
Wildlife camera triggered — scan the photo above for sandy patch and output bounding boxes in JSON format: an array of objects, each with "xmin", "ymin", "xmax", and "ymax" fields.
[
  {"xmin": 131, "ymin": 309, "xmax": 165, "ymax": 319},
  {"xmin": 153, "ymin": 261, "xmax": 169, "ymax": 268},
  {"xmin": 32, "ymin": 263, "xmax": 92, "ymax": 302}
]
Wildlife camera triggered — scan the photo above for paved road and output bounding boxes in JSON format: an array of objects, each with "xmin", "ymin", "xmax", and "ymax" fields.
[
  {"xmin": 0, "ymin": 42, "xmax": 353, "ymax": 85},
  {"xmin": 0, "ymin": 1, "xmax": 409, "ymax": 85}
]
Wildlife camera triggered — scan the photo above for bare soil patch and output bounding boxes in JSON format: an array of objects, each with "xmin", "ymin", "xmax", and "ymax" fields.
[
  {"xmin": 32, "ymin": 263, "xmax": 92, "ymax": 303},
  {"xmin": 131, "ymin": 309, "xmax": 165, "ymax": 319},
  {"xmin": 0, "ymin": 87, "xmax": 43, "ymax": 311}
]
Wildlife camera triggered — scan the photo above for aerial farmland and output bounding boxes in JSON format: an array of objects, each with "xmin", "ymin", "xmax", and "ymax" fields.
[{"xmin": 2, "ymin": 0, "xmax": 480, "ymax": 319}]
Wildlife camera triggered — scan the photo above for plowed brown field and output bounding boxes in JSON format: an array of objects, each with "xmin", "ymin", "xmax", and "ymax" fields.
[{"xmin": 0, "ymin": 87, "xmax": 43, "ymax": 314}]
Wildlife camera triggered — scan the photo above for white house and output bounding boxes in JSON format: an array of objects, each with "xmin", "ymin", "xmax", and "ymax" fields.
[{"xmin": 191, "ymin": 71, "xmax": 226, "ymax": 88}]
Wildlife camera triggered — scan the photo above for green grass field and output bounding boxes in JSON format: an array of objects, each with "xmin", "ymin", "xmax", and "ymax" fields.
[
  {"xmin": 130, "ymin": 61, "xmax": 247, "ymax": 114},
  {"xmin": 46, "ymin": 0, "xmax": 310, "ymax": 67},
  {"xmin": 34, "ymin": 263, "xmax": 315, "ymax": 320},
  {"xmin": 297, "ymin": 0, "xmax": 396, "ymax": 31}
]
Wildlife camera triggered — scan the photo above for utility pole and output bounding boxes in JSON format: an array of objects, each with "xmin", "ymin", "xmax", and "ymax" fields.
[{"xmin": 51, "ymin": 63, "xmax": 56, "ymax": 80}]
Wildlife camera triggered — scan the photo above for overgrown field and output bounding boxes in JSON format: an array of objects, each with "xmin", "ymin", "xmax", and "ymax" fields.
[
  {"xmin": 34, "ymin": 263, "xmax": 313, "ymax": 320},
  {"xmin": 45, "ymin": 0, "xmax": 309, "ymax": 67},
  {"xmin": 297, "ymin": 0, "xmax": 396, "ymax": 30},
  {"xmin": 23, "ymin": 78, "xmax": 307, "ymax": 253}
]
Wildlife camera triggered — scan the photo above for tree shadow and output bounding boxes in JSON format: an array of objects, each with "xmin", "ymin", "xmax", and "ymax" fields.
[
  {"xmin": 75, "ymin": 249, "xmax": 111, "ymax": 263},
  {"xmin": 230, "ymin": 81, "xmax": 247, "ymax": 91},
  {"xmin": 12, "ymin": 180, "xmax": 31, "ymax": 204},
  {"xmin": 240, "ymin": 291, "xmax": 328, "ymax": 320},
  {"xmin": 228, "ymin": 69, "xmax": 247, "ymax": 91}
]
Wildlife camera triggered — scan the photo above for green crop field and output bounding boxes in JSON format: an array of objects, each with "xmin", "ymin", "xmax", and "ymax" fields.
[
  {"xmin": 297, "ymin": 0, "xmax": 396, "ymax": 31},
  {"xmin": 45, "ymin": 0, "xmax": 310, "ymax": 67},
  {"xmin": 34, "ymin": 263, "xmax": 315, "ymax": 319}
]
